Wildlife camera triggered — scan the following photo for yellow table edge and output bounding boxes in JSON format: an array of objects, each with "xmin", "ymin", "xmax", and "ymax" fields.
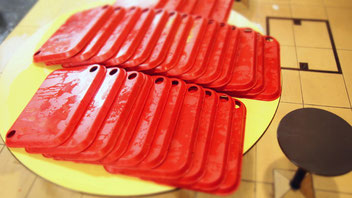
[{"xmin": 0, "ymin": 3, "xmax": 280, "ymax": 196}]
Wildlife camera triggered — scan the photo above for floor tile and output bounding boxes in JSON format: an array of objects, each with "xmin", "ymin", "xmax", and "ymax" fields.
[
  {"xmin": 197, "ymin": 181, "xmax": 255, "ymax": 198},
  {"xmin": 291, "ymin": 5, "xmax": 328, "ymax": 19},
  {"xmin": 256, "ymin": 183, "xmax": 274, "ymax": 198},
  {"xmin": 326, "ymin": 7, "xmax": 352, "ymax": 50},
  {"xmin": 300, "ymin": 71, "xmax": 350, "ymax": 108},
  {"xmin": 293, "ymin": 21, "xmax": 332, "ymax": 48},
  {"xmin": 26, "ymin": 177, "xmax": 81, "ymax": 198},
  {"xmin": 290, "ymin": 0, "xmax": 323, "ymax": 6},
  {"xmin": 269, "ymin": 19, "xmax": 295, "ymax": 46},
  {"xmin": 323, "ymin": 0, "xmax": 352, "ymax": 8},
  {"xmin": 0, "ymin": 146, "xmax": 36, "ymax": 198},
  {"xmin": 296, "ymin": 47, "xmax": 337, "ymax": 72},
  {"xmin": 338, "ymin": 50, "xmax": 352, "ymax": 105},
  {"xmin": 280, "ymin": 46, "xmax": 298, "ymax": 69},
  {"xmin": 315, "ymin": 190, "xmax": 352, "ymax": 198},
  {"xmin": 0, "ymin": 135, "xmax": 4, "ymax": 145},
  {"xmin": 280, "ymin": 70, "xmax": 303, "ymax": 104},
  {"xmin": 242, "ymin": 146, "xmax": 256, "ymax": 181},
  {"xmin": 314, "ymin": 172, "xmax": 352, "ymax": 194},
  {"xmin": 256, "ymin": 102, "xmax": 302, "ymax": 183}
]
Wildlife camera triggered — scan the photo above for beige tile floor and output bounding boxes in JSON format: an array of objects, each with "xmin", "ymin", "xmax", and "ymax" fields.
[{"xmin": 0, "ymin": 0, "xmax": 352, "ymax": 197}]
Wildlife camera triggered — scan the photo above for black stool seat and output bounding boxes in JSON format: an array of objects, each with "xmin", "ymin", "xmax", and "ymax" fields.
[{"xmin": 278, "ymin": 108, "xmax": 352, "ymax": 176}]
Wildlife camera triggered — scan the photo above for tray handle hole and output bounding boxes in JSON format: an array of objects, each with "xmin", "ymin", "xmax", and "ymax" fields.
[
  {"xmin": 90, "ymin": 66, "xmax": 98, "ymax": 72},
  {"xmin": 172, "ymin": 80, "xmax": 179, "ymax": 86},
  {"xmin": 34, "ymin": 50, "xmax": 41, "ymax": 56},
  {"xmin": 205, "ymin": 91, "xmax": 212, "ymax": 97},
  {"xmin": 109, "ymin": 69, "xmax": 118, "ymax": 75},
  {"xmin": 266, "ymin": 37, "xmax": 274, "ymax": 42},
  {"xmin": 188, "ymin": 86, "xmax": 198, "ymax": 93},
  {"xmin": 220, "ymin": 95, "xmax": 229, "ymax": 102},
  {"xmin": 155, "ymin": 77, "xmax": 164, "ymax": 84},
  {"xmin": 128, "ymin": 73, "xmax": 137, "ymax": 80},
  {"xmin": 7, "ymin": 130, "xmax": 16, "ymax": 138},
  {"xmin": 235, "ymin": 100, "xmax": 241, "ymax": 108}
]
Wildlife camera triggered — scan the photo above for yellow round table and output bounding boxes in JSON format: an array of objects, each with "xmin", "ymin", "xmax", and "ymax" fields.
[{"xmin": 0, "ymin": 3, "xmax": 280, "ymax": 196}]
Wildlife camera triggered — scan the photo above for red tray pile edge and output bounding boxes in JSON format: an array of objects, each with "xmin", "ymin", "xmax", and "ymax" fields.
[
  {"xmin": 5, "ymin": 65, "xmax": 246, "ymax": 195},
  {"xmin": 33, "ymin": 5, "xmax": 281, "ymax": 101}
]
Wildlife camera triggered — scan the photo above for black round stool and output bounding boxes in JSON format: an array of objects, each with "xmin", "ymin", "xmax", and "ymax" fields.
[{"xmin": 277, "ymin": 108, "xmax": 352, "ymax": 190}]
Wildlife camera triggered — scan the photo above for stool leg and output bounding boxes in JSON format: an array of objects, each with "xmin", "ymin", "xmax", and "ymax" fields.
[{"xmin": 290, "ymin": 168, "xmax": 307, "ymax": 190}]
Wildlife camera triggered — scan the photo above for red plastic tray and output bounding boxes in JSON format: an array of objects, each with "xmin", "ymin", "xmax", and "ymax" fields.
[
  {"xmin": 180, "ymin": 20, "xmax": 219, "ymax": 81},
  {"xmin": 194, "ymin": 23, "xmax": 230, "ymax": 85},
  {"xmin": 191, "ymin": 0, "xmax": 216, "ymax": 18},
  {"xmin": 165, "ymin": 16, "xmax": 207, "ymax": 77},
  {"xmin": 152, "ymin": 14, "xmax": 193, "ymax": 73},
  {"xmin": 214, "ymin": 99, "xmax": 246, "ymax": 194},
  {"xmin": 105, "ymin": 84, "xmax": 204, "ymax": 179},
  {"xmin": 28, "ymin": 68, "xmax": 126, "ymax": 154},
  {"xmin": 114, "ymin": 0, "xmax": 160, "ymax": 8},
  {"xmin": 220, "ymin": 28, "xmax": 257, "ymax": 92},
  {"xmin": 111, "ymin": 76, "xmax": 172, "ymax": 167},
  {"xmin": 209, "ymin": 0, "xmax": 233, "ymax": 22},
  {"xmin": 49, "ymin": 7, "xmax": 125, "ymax": 66},
  {"xmin": 63, "ymin": 7, "xmax": 142, "ymax": 67},
  {"xmin": 191, "ymin": 94, "xmax": 234, "ymax": 191},
  {"xmin": 121, "ymin": 9, "xmax": 169, "ymax": 68},
  {"xmin": 252, "ymin": 36, "xmax": 281, "ymax": 100},
  {"xmin": 208, "ymin": 26, "xmax": 240, "ymax": 88},
  {"xmin": 163, "ymin": 0, "xmax": 185, "ymax": 11},
  {"xmin": 105, "ymin": 8, "xmax": 155, "ymax": 66},
  {"xmin": 178, "ymin": 0, "xmax": 198, "ymax": 13},
  {"xmin": 34, "ymin": 6, "xmax": 113, "ymax": 63},
  {"xmin": 6, "ymin": 65, "xmax": 106, "ymax": 148},
  {"xmin": 134, "ymin": 11, "xmax": 181, "ymax": 71},
  {"xmin": 53, "ymin": 71, "xmax": 150, "ymax": 161}
]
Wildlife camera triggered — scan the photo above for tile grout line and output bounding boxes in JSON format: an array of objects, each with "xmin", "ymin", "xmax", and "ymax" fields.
[
  {"xmin": 280, "ymin": 101, "xmax": 303, "ymax": 105},
  {"xmin": 304, "ymin": 103, "xmax": 352, "ymax": 110},
  {"xmin": 24, "ymin": 176, "xmax": 37, "ymax": 198},
  {"xmin": 315, "ymin": 188, "xmax": 352, "ymax": 195}
]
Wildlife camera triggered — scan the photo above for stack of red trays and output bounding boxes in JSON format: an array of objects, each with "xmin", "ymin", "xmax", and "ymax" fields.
[
  {"xmin": 33, "ymin": 5, "xmax": 281, "ymax": 101},
  {"xmin": 6, "ymin": 65, "xmax": 246, "ymax": 195}
]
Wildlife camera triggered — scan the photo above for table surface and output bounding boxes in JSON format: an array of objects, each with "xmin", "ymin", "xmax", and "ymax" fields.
[
  {"xmin": 277, "ymin": 108, "xmax": 352, "ymax": 176},
  {"xmin": 0, "ymin": 1, "xmax": 279, "ymax": 196}
]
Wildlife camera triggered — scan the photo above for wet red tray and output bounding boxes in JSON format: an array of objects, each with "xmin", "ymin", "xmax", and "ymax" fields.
[
  {"xmin": 53, "ymin": 71, "xmax": 150, "ymax": 162},
  {"xmin": 111, "ymin": 76, "xmax": 171, "ymax": 167},
  {"xmin": 6, "ymin": 65, "xmax": 106, "ymax": 148},
  {"xmin": 194, "ymin": 23, "xmax": 230, "ymax": 85},
  {"xmin": 251, "ymin": 36, "xmax": 281, "ymax": 101},
  {"xmin": 33, "ymin": 6, "xmax": 113, "ymax": 63},
  {"xmin": 219, "ymin": 28, "xmax": 257, "ymax": 93},
  {"xmin": 208, "ymin": 26, "xmax": 240, "ymax": 88},
  {"xmin": 114, "ymin": 0, "xmax": 160, "ymax": 8},
  {"xmin": 152, "ymin": 14, "xmax": 193, "ymax": 73},
  {"xmin": 178, "ymin": 0, "xmax": 198, "ymax": 13},
  {"xmin": 105, "ymin": 84, "xmax": 204, "ymax": 179},
  {"xmin": 209, "ymin": 0, "xmax": 233, "ymax": 22},
  {"xmin": 106, "ymin": 8, "xmax": 155, "ymax": 66},
  {"xmin": 134, "ymin": 11, "xmax": 181, "ymax": 71},
  {"xmin": 121, "ymin": 9, "xmax": 169, "ymax": 68},
  {"xmin": 214, "ymin": 99, "xmax": 246, "ymax": 194},
  {"xmin": 63, "ymin": 7, "xmax": 142, "ymax": 67},
  {"xmin": 165, "ymin": 16, "xmax": 207, "ymax": 77},
  {"xmin": 48, "ymin": 7, "xmax": 125, "ymax": 66},
  {"xmin": 163, "ymin": 0, "xmax": 185, "ymax": 11},
  {"xmin": 27, "ymin": 68, "xmax": 126, "ymax": 154},
  {"xmin": 191, "ymin": 94, "xmax": 234, "ymax": 191},
  {"xmin": 180, "ymin": 20, "xmax": 219, "ymax": 82},
  {"xmin": 191, "ymin": 0, "xmax": 216, "ymax": 18}
]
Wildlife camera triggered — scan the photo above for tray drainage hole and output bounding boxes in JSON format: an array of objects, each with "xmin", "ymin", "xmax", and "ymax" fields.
[
  {"xmin": 205, "ymin": 91, "xmax": 212, "ymax": 97},
  {"xmin": 34, "ymin": 50, "xmax": 41, "ymax": 56},
  {"xmin": 182, "ymin": 14, "xmax": 188, "ymax": 18},
  {"xmin": 266, "ymin": 37, "xmax": 274, "ymax": 42},
  {"xmin": 188, "ymin": 86, "xmax": 198, "ymax": 93},
  {"xmin": 114, "ymin": 7, "xmax": 121, "ymax": 11},
  {"xmin": 169, "ymin": 12, "xmax": 175, "ymax": 16},
  {"xmin": 142, "ymin": 8, "xmax": 149, "ymax": 12},
  {"xmin": 109, "ymin": 69, "xmax": 118, "ymax": 75},
  {"xmin": 220, "ymin": 95, "xmax": 229, "ymax": 102},
  {"xmin": 235, "ymin": 100, "xmax": 241, "ymax": 108},
  {"xmin": 90, "ymin": 66, "xmax": 98, "ymax": 72},
  {"xmin": 155, "ymin": 77, "xmax": 164, "ymax": 84},
  {"xmin": 155, "ymin": 9, "xmax": 163, "ymax": 14},
  {"xmin": 7, "ymin": 130, "xmax": 16, "ymax": 138},
  {"xmin": 102, "ymin": 5, "xmax": 109, "ymax": 9},
  {"xmin": 128, "ymin": 73, "xmax": 137, "ymax": 80},
  {"xmin": 172, "ymin": 80, "xmax": 179, "ymax": 86}
]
